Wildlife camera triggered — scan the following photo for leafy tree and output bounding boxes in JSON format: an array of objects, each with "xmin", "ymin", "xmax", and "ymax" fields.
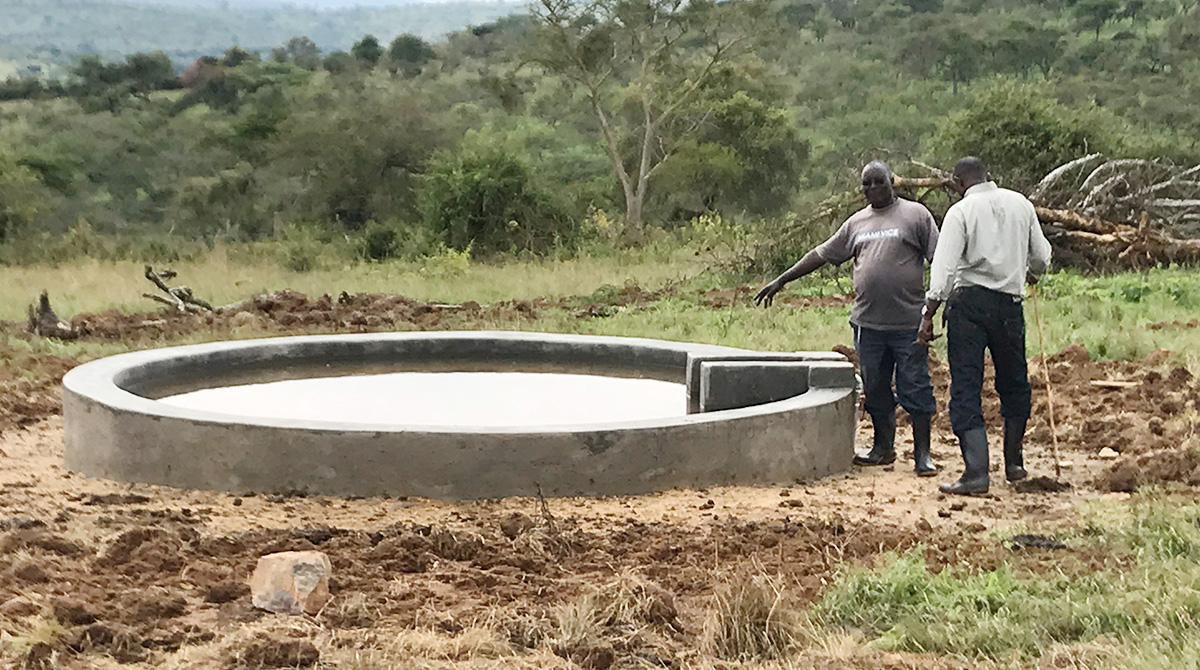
[
  {"xmin": 991, "ymin": 16, "xmax": 1065, "ymax": 77},
  {"xmin": 68, "ymin": 51, "xmax": 175, "ymax": 111},
  {"xmin": 322, "ymin": 51, "xmax": 356, "ymax": 74},
  {"xmin": 421, "ymin": 147, "xmax": 574, "ymax": 256},
  {"xmin": 927, "ymin": 79, "xmax": 1122, "ymax": 189},
  {"xmin": 260, "ymin": 79, "xmax": 446, "ymax": 230},
  {"xmin": 1167, "ymin": 8, "xmax": 1200, "ymax": 59},
  {"xmin": 1073, "ymin": 0, "xmax": 1122, "ymax": 39},
  {"xmin": 779, "ymin": 0, "xmax": 820, "ymax": 28},
  {"xmin": 220, "ymin": 46, "xmax": 259, "ymax": 67},
  {"xmin": 456, "ymin": 116, "xmax": 613, "ymax": 217},
  {"xmin": 351, "ymin": 34, "xmax": 383, "ymax": 66},
  {"xmin": 652, "ymin": 91, "xmax": 808, "ymax": 217},
  {"xmin": 859, "ymin": 0, "xmax": 912, "ymax": 33},
  {"xmin": 530, "ymin": 0, "xmax": 771, "ymax": 227},
  {"xmin": 123, "ymin": 51, "xmax": 176, "ymax": 93},
  {"xmin": 900, "ymin": 13, "xmax": 984, "ymax": 92},
  {"xmin": 273, "ymin": 36, "xmax": 321, "ymax": 70},
  {"xmin": 0, "ymin": 151, "xmax": 50, "ymax": 241},
  {"xmin": 387, "ymin": 34, "xmax": 435, "ymax": 75}
]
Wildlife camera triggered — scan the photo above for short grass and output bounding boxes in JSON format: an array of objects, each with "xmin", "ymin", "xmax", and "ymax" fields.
[
  {"xmin": 814, "ymin": 494, "xmax": 1200, "ymax": 667},
  {"xmin": 6, "ymin": 246, "xmax": 1200, "ymax": 369}
]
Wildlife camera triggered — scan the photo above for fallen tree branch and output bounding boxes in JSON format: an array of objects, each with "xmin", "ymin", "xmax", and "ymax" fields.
[
  {"xmin": 144, "ymin": 265, "xmax": 216, "ymax": 312},
  {"xmin": 27, "ymin": 291, "xmax": 77, "ymax": 340}
]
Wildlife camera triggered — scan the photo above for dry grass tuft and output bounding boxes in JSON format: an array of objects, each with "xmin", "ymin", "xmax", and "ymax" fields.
[
  {"xmin": 706, "ymin": 570, "xmax": 804, "ymax": 662},
  {"xmin": 320, "ymin": 593, "xmax": 378, "ymax": 629},
  {"xmin": 555, "ymin": 571, "xmax": 678, "ymax": 644},
  {"xmin": 389, "ymin": 626, "xmax": 516, "ymax": 662},
  {"xmin": 551, "ymin": 571, "xmax": 682, "ymax": 669}
]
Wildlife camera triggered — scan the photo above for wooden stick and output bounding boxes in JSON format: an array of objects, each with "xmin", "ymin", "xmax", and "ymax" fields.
[{"xmin": 1030, "ymin": 284, "xmax": 1062, "ymax": 480}]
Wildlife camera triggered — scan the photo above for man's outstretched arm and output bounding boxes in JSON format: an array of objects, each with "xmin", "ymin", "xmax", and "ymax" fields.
[{"xmin": 754, "ymin": 250, "xmax": 829, "ymax": 307}]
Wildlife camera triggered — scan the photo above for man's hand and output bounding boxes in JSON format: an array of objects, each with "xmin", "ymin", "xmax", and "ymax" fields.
[
  {"xmin": 754, "ymin": 280, "xmax": 783, "ymax": 307},
  {"xmin": 1026, "ymin": 271, "xmax": 1039, "ymax": 285},
  {"xmin": 917, "ymin": 315, "xmax": 939, "ymax": 347}
]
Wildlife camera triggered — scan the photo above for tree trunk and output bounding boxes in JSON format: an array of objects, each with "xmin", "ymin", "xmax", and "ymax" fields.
[{"xmin": 625, "ymin": 191, "xmax": 644, "ymax": 229}]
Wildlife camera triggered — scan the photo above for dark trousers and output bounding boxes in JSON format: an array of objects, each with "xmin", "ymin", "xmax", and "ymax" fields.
[
  {"xmin": 853, "ymin": 324, "xmax": 937, "ymax": 419},
  {"xmin": 946, "ymin": 286, "xmax": 1031, "ymax": 435}
]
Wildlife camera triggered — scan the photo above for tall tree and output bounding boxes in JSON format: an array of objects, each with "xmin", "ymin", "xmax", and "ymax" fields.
[
  {"xmin": 530, "ymin": 0, "xmax": 769, "ymax": 227},
  {"xmin": 387, "ymin": 34, "xmax": 435, "ymax": 75},
  {"xmin": 274, "ymin": 36, "xmax": 321, "ymax": 70},
  {"xmin": 352, "ymin": 34, "xmax": 384, "ymax": 66},
  {"xmin": 1073, "ymin": 0, "xmax": 1122, "ymax": 39}
]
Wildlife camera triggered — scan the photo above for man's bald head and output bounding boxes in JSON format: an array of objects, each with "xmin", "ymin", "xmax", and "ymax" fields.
[
  {"xmin": 862, "ymin": 160, "xmax": 893, "ymax": 180},
  {"xmin": 861, "ymin": 160, "xmax": 896, "ymax": 209},
  {"xmin": 951, "ymin": 157, "xmax": 989, "ymax": 194}
]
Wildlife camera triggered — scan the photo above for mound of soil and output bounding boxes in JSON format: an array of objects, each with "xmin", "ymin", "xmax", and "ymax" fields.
[
  {"xmin": 928, "ymin": 345, "xmax": 1200, "ymax": 467},
  {"xmin": 0, "ymin": 343, "xmax": 76, "ymax": 432},
  {"xmin": 1101, "ymin": 446, "xmax": 1200, "ymax": 492}
]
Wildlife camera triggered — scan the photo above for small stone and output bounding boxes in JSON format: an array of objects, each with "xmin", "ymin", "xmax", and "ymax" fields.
[
  {"xmin": 233, "ymin": 498, "xmax": 243, "ymax": 507},
  {"xmin": 937, "ymin": 510, "xmax": 952, "ymax": 518},
  {"xmin": 779, "ymin": 489, "xmax": 791, "ymax": 497},
  {"xmin": 229, "ymin": 311, "xmax": 260, "ymax": 328},
  {"xmin": 53, "ymin": 598, "xmax": 99, "ymax": 625},
  {"xmin": 0, "ymin": 595, "xmax": 41, "ymax": 617},
  {"xmin": 206, "ymin": 582, "xmax": 250, "ymax": 604},
  {"xmin": 1098, "ymin": 447, "xmax": 1120, "ymax": 460},
  {"xmin": 249, "ymin": 551, "xmax": 332, "ymax": 615},
  {"xmin": 1057, "ymin": 460, "xmax": 1074, "ymax": 469},
  {"xmin": 499, "ymin": 513, "xmax": 536, "ymax": 539},
  {"xmin": 915, "ymin": 519, "xmax": 933, "ymax": 533},
  {"xmin": 699, "ymin": 500, "xmax": 714, "ymax": 510},
  {"xmin": 0, "ymin": 517, "xmax": 45, "ymax": 531},
  {"xmin": 11, "ymin": 561, "xmax": 48, "ymax": 583},
  {"xmin": 949, "ymin": 502, "xmax": 966, "ymax": 512}
]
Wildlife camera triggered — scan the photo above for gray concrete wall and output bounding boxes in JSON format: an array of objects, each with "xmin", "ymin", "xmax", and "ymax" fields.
[{"xmin": 63, "ymin": 332, "xmax": 857, "ymax": 499}]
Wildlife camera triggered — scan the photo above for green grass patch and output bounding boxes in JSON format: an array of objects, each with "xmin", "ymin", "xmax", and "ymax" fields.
[{"xmin": 815, "ymin": 497, "xmax": 1200, "ymax": 664}]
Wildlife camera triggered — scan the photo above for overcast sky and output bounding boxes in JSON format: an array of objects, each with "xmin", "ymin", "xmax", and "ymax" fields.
[{"xmin": 119, "ymin": 0, "xmax": 520, "ymax": 7}]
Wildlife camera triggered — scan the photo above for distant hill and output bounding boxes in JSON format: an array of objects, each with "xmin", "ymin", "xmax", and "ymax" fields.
[
  {"xmin": 0, "ymin": 0, "xmax": 525, "ymax": 72},
  {"xmin": 114, "ymin": 0, "xmax": 511, "ymax": 7}
]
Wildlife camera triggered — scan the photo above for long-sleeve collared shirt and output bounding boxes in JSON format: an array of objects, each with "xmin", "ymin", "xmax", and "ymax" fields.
[{"xmin": 927, "ymin": 181, "xmax": 1053, "ymax": 301}]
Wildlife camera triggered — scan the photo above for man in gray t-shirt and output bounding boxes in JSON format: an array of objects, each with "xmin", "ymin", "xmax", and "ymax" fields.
[{"xmin": 755, "ymin": 161, "xmax": 940, "ymax": 476}]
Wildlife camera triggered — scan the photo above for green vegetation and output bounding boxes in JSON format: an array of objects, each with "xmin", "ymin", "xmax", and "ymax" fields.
[
  {"xmin": 1, "ymin": 0, "xmax": 1198, "ymax": 274},
  {"xmin": 815, "ymin": 495, "xmax": 1200, "ymax": 665}
]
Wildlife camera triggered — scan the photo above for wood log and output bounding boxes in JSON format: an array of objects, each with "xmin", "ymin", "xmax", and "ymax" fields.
[
  {"xmin": 28, "ymin": 291, "xmax": 77, "ymax": 340},
  {"xmin": 1034, "ymin": 206, "xmax": 1120, "ymax": 235}
]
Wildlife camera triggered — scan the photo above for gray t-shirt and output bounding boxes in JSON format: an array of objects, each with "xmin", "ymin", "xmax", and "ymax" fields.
[{"xmin": 816, "ymin": 198, "xmax": 938, "ymax": 331}]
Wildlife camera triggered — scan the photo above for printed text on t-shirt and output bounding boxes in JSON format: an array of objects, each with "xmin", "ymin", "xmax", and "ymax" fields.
[{"xmin": 855, "ymin": 228, "xmax": 900, "ymax": 244}]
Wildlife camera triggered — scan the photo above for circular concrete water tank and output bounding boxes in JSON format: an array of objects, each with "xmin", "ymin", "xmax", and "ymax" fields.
[{"xmin": 63, "ymin": 331, "xmax": 857, "ymax": 499}]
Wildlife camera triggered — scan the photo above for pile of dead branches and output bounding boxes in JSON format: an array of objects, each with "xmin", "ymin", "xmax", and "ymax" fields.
[
  {"xmin": 1030, "ymin": 155, "xmax": 1200, "ymax": 232},
  {"xmin": 740, "ymin": 157, "xmax": 1200, "ymax": 274}
]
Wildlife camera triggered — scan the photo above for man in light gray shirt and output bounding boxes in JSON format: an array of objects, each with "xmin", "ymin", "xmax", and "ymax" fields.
[
  {"xmin": 918, "ymin": 156, "xmax": 1053, "ymax": 496},
  {"xmin": 757, "ymin": 161, "xmax": 940, "ymax": 476}
]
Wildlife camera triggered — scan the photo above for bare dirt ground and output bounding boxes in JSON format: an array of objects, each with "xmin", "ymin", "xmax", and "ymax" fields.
[{"xmin": 0, "ymin": 288, "xmax": 1196, "ymax": 669}]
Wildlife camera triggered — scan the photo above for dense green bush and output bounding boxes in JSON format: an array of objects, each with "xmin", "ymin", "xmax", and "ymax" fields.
[
  {"xmin": 420, "ymin": 147, "xmax": 575, "ymax": 257},
  {"xmin": 925, "ymin": 78, "xmax": 1126, "ymax": 189}
]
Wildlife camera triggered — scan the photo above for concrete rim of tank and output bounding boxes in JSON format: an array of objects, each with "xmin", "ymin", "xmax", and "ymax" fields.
[{"xmin": 62, "ymin": 330, "xmax": 850, "ymax": 433}]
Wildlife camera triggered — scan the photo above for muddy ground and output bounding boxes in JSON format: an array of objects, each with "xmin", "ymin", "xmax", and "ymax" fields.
[{"xmin": 0, "ymin": 286, "xmax": 1195, "ymax": 669}]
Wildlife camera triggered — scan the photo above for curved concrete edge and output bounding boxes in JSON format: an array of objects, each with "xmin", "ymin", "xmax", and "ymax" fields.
[
  {"xmin": 64, "ymin": 331, "xmax": 747, "ymax": 431},
  {"xmin": 63, "ymin": 331, "xmax": 858, "ymax": 499},
  {"xmin": 63, "ymin": 386, "xmax": 856, "ymax": 499}
]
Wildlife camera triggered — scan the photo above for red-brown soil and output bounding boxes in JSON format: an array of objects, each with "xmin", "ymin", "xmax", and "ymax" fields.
[{"xmin": 0, "ymin": 289, "xmax": 1191, "ymax": 668}]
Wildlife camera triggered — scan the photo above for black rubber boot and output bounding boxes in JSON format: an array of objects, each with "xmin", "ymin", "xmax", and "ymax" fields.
[
  {"xmin": 911, "ymin": 414, "xmax": 938, "ymax": 477},
  {"xmin": 854, "ymin": 412, "xmax": 896, "ymax": 466},
  {"xmin": 1004, "ymin": 416, "xmax": 1028, "ymax": 482},
  {"xmin": 939, "ymin": 428, "xmax": 989, "ymax": 495}
]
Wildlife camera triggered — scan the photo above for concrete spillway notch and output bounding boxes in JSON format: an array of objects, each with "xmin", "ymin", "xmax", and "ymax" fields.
[{"xmin": 63, "ymin": 332, "xmax": 858, "ymax": 499}]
